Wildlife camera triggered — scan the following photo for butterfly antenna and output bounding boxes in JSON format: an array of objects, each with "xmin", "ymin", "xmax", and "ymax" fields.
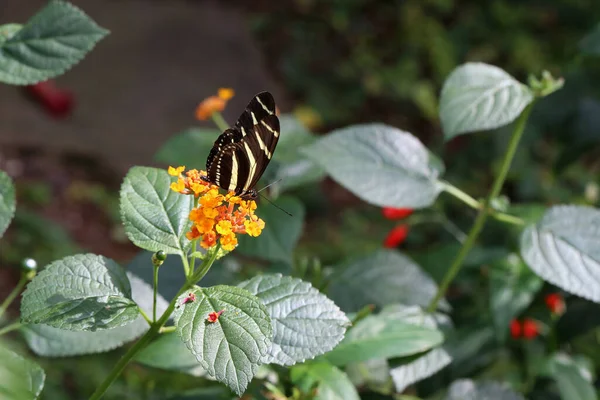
[
  {"xmin": 256, "ymin": 178, "xmax": 284, "ymax": 194},
  {"xmin": 258, "ymin": 193, "xmax": 293, "ymax": 217}
]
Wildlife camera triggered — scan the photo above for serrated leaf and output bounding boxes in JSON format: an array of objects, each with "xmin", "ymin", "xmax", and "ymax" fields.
[
  {"xmin": 0, "ymin": 344, "xmax": 45, "ymax": 400},
  {"xmin": 382, "ymin": 305, "xmax": 452, "ymax": 392},
  {"xmin": 120, "ymin": 166, "xmax": 193, "ymax": 255},
  {"xmin": 136, "ymin": 332, "xmax": 208, "ymax": 377},
  {"xmin": 445, "ymin": 379, "xmax": 524, "ymax": 400},
  {"xmin": 0, "ymin": 1, "xmax": 108, "ymax": 85},
  {"xmin": 238, "ymin": 274, "xmax": 350, "ymax": 366},
  {"xmin": 300, "ymin": 124, "xmax": 444, "ymax": 209},
  {"xmin": 0, "ymin": 170, "xmax": 16, "ymax": 238},
  {"xmin": 439, "ymin": 63, "xmax": 534, "ymax": 140},
  {"xmin": 237, "ymin": 196, "xmax": 305, "ymax": 264},
  {"xmin": 520, "ymin": 205, "xmax": 600, "ymax": 302},
  {"xmin": 154, "ymin": 128, "xmax": 221, "ymax": 170},
  {"xmin": 173, "ymin": 285, "xmax": 272, "ymax": 396},
  {"xmin": 490, "ymin": 254, "xmax": 542, "ymax": 340},
  {"xmin": 22, "ymin": 272, "xmax": 167, "ymax": 356},
  {"xmin": 21, "ymin": 254, "xmax": 139, "ymax": 331},
  {"xmin": 321, "ymin": 314, "xmax": 443, "ymax": 367},
  {"xmin": 291, "ymin": 362, "xmax": 360, "ymax": 400},
  {"xmin": 549, "ymin": 353, "xmax": 597, "ymax": 400},
  {"xmin": 328, "ymin": 249, "xmax": 449, "ymax": 312}
]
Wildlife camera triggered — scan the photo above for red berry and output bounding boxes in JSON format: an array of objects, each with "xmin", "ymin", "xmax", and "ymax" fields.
[
  {"xmin": 545, "ymin": 293, "xmax": 565, "ymax": 315},
  {"xmin": 382, "ymin": 207, "xmax": 413, "ymax": 220},
  {"xmin": 509, "ymin": 319, "xmax": 521, "ymax": 338},
  {"xmin": 522, "ymin": 319, "xmax": 539, "ymax": 339},
  {"xmin": 26, "ymin": 80, "xmax": 74, "ymax": 118},
  {"xmin": 383, "ymin": 225, "xmax": 409, "ymax": 248}
]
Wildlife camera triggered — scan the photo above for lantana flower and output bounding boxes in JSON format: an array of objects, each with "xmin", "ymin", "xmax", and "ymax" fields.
[
  {"xmin": 168, "ymin": 166, "xmax": 265, "ymax": 252},
  {"xmin": 195, "ymin": 88, "xmax": 235, "ymax": 120}
]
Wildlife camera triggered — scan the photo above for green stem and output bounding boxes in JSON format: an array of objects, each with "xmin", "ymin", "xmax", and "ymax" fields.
[
  {"xmin": 138, "ymin": 308, "xmax": 152, "ymax": 326},
  {"xmin": 441, "ymin": 181, "xmax": 525, "ymax": 226},
  {"xmin": 89, "ymin": 252, "xmax": 220, "ymax": 400},
  {"xmin": 212, "ymin": 112, "xmax": 229, "ymax": 132},
  {"xmin": 427, "ymin": 103, "xmax": 534, "ymax": 312},
  {"xmin": 0, "ymin": 275, "xmax": 27, "ymax": 319},
  {"xmin": 190, "ymin": 244, "xmax": 221, "ymax": 284},
  {"xmin": 180, "ymin": 255, "xmax": 190, "ymax": 277},
  {"xmin": 153, "ymin": 264, "xmax": 159, "ymax": 322},
  {"xmin": 0, "ymin": 321, "xmax": 22, "ymax": 336},
  {"xmin": 159, "ymin": 326, "xmax": 176, "ymax": 334}
]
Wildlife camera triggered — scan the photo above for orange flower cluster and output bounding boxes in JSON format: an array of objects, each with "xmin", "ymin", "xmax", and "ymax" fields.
[
  {"xmin": 168, "ymin": 166, "xmax": 265, "ymax": 251},
  {"xmin": 195, "ymin": 88, "xmax": 235, "ymax": 120}
]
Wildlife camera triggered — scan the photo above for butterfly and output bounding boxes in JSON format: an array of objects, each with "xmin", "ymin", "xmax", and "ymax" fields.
[{"xmin": 203, "ymin": 91, "xmax": 280, "ymax": 199}]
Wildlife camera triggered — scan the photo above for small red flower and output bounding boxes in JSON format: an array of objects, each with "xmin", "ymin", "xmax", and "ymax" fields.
[
  {"xmin": 522, "ymin": 318, "xmax": 540, "ymax": 339},
  {"xmin": 207, "ymin": 309, "xmax": 224, "ymax": 323},
  {"xmin": 383, "ymin": 224, "xmax": 409, "ymax": 248},
  {"xmin": 545, "ymin": 293, "xmax": 565, "ymax": 315},
  {"xmin": 181, "ymin": 292, "xmax": 196, "ymax": 305},
  {"xmin": 382, "ymin": 207, "xmax": 413, "ymax": 220},
  {"xmin": 25, "ymin": 80, "xmax": 74, "ymax": 118},
  {"xmin": 510, "ymin": 319, "xmax": 521, "ymax": 338}
]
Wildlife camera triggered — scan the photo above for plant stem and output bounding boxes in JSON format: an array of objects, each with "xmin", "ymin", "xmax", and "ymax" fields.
[
  {"xmin": 153, "ymin": 264, "xmax": 159, "ymax": 322},
  {"xmin": 0, "ymin": 321, "xmax": 22, "ymax": 336},
  {"xmin": 89, "ymin": 250, "xmax": 220, "ymax": 400},
  {"xmin": 0, "ymin": 275, "xmax": 27, "ymax": 320},
  {"xmin": 212, "ymin": 112, "xmax": 229, "ymax": 132},
  {"xmin": 180, "ymin": 255, "xmax": 190, "ymax": 277},
  {"xmin": 138, "ymin": 308, "xmax": 152, "ymax": 326},
  {"xmin": 159, "ymin": 326, "xmax": 176, "ymax": 334},
  {"xmin": 427, "ymin": 103, "xmax": 534, "ymax": 313},
  {"xmin": 441, "ymin": 181, "xmax": 525, "ymax": 226}
]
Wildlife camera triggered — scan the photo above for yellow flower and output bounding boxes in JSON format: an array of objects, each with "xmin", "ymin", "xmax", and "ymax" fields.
[
  {"xmin": 220, "ymin": 233, "xmax": 238, "ymax": 251},
  {"xmin": 202, "ymin": 207, "xmax": 219, "ymax": 219},
  {"xmin": 245, "ymin": 219, "xmax": 264, "ymax": 237},
  {"xmin": 216, "ymin": 220, "xmax": 233, "ymax": 235},
  {"xmin": 195, "ymin": 88, "xmax": 234, "ymax": 121},
  {"xmin": 168, "ymin": 165, "xmax": 185, "ymax": 176},
  {"xmin": 197, "ymin": 218, "xmax": 215, "ymax": 234},
  {"xmin": 218, "ymin": 88, "xmax": 235, "ymax": 100},
  {"xmin": 170, "ymin": 178, "xmax": 185, "ymax": 192}
]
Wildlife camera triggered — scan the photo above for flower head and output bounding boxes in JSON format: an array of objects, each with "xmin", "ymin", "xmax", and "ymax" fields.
[
  {"xmin": 545, "ymin": 293, "xmax": 565, "ymax": 316},
  {"xmin": 207, "ymin": 309, "xmax": 224, "ymax": 323},
  {"xmin": 522, "ymin": 318, "xmax": 540, "ymax": 339},
  {"xmin": 383, "ymin": 224, "xmax": 410, "ymax": 248},
  {"xmin": 168, "ymin": 166, "xmax": 265, "ymax": 253},
  {"xmin": 382, "ymin": 207, "xmax": 413, "ymax": 220},
  {"xmin": 510, "ymin": 319, "xmax": 521, "ymax": 339},
  {"xmin": 195, "ymin": 88, "xmax": 235, "ymax": 120}
]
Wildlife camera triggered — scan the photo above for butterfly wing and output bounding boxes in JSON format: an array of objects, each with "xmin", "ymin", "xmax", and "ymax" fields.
[{"xmin": 205, "ymin": 91, "xmax": 280, "ymax": 197}]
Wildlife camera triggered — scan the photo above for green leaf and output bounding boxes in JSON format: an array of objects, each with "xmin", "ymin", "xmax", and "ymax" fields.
[
  {"xmin": 0, "ymin": 170, "xmax": 16, "ymax": 238},
  {"xmin": 173, "ymin": 285, "xmax": 272, "ymax": 396},
  {"xmin": 439, "ymin": 63, "xmax": 534, "ymax": 140},
  {"xmin": 154, "ymin": 128, "xmax": 220, "ymax": 170},
  {"xmin": 20, "ymin": 254, "xmax": 139, "ymax": 331},
  {"xmin": 520, "ymin": 205, "xmax": 600, "ymax": 302},
  {"xmin": 0, "ymin": 24, "xmax": 23, "ymax": 44},
  {"xmin": 291, "ymin": 362, "xmax": 360, "ymax": 400},
  {"xmin": 120, "ymin": 166, "xmax": 193, "ymax": 256},
  {"xmin": 237, "ymin": 196, "xmax": 305, "ymax": 264},
  {"xmin": 136, "ymin": 332, "xmax": 208, "ymax": 377},
  {"xmin": 328, "ymin": 249, "xmax": 449, "ymax": 312},
  {"xmin": 300, "ymin": 124, "xmax": 444, "ymax": 209},
  {"xmin": 0, "ymin": 345, "xmax": 45, "ymax": 400},
  {"xmin": 548, "ymin": 353, "xmax": 597, "ymax": 400},
  {"xmin": 320, "ymin": 314, "xmax": 443, "ymax": 367},
  {"xmin": 0, "ymin": 1, "xmax": 108, "ymax": 85},
  {"xmin": 445, "ymin": 379, "xmax": 524, "ymax": 400},
  {"xmin": 22, "ymin": 272, "xmax": 167, "ymax": 356},
  {"xmin": 580, "ymin": 24, "xmax": 600, "ymax": 56},
  {"xmin": 383, "ymin": 305, "xmax": 452, "ymax": 392},
  {"xmin": 238, "ymin": 274, "xmax": 350, "ymax": 366},
  {"xmin": 490, "ymin": 254, "xmax": 542, "ymax": 340}
]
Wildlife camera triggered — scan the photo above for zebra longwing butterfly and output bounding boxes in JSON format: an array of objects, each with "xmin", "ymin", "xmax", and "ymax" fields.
[{"xmin": 203, "ymin": 91, "xmax": 280, "ymax": 199}]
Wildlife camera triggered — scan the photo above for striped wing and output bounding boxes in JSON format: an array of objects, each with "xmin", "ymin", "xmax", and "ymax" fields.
[{"xmin": 206, "ymin": 92, "xmax": 280, "ymax": 197}]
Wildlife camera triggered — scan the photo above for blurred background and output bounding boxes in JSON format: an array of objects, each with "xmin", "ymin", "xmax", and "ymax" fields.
[{"xmin": 1, "ymin": 0, "xmax": 600, "ymax": 398}]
